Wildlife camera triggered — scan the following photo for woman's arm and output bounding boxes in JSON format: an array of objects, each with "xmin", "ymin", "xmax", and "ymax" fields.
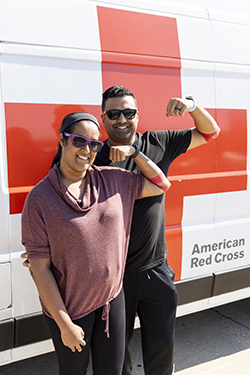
[
  {"xmin": 29, "ymin": 257, "xmax": 86, "ymax": 352},
  {"xmin": 109, "ymin": 146, "xmax": 171, "ymax": 198}
]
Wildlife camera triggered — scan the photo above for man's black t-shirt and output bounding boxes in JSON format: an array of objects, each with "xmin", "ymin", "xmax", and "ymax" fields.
[{"xmin": 94, "ymin": 129, "xmax": 191, "ymax": 272}]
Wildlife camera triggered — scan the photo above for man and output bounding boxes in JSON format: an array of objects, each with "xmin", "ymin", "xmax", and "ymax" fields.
[
  {"xmin": 97, "ymin": 86, "xmax": 219, "ymax": 375},
  {"xmin": 22, "ymin": 85, "xmax": 220, "ymax": 375}
]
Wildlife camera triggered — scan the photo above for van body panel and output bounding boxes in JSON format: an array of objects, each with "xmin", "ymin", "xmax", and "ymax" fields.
[{"xmin": 0, "ymin": 0, "xmax": 249, "ymax": 365}]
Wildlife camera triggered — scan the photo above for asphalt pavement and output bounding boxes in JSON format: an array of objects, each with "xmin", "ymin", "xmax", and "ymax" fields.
[{"xmin": 1, "ymin": 297, "xmax": 250, "ymax": 374}]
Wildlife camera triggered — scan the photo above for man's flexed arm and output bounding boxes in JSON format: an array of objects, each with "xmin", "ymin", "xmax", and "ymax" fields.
[{"xmin": 166, "ymin": 97, "xmax": 220, "ymax": 150}]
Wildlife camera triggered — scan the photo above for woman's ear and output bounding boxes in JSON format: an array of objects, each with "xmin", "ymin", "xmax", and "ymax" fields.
[{"xmin": 59, "ymin": 133, "xmax": 65, "ymax": 147}]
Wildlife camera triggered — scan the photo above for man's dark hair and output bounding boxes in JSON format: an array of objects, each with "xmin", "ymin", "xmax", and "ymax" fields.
[{"xmin": 102, "ymin": 85, "xmax": 137, "ymax": 112}]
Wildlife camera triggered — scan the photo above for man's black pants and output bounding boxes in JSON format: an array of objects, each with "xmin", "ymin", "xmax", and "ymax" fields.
[{"xmin": 122, "ymin": 260, "xmax": 178, "ymax": 375}]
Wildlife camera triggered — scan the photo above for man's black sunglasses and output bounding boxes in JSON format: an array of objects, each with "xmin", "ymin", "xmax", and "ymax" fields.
[{"xmin": 103, "ymin": 109, "xmax": 138, "ymax": 121}]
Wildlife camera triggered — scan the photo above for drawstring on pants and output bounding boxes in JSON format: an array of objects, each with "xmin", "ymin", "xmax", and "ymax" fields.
[{"xmin": 102, "ymin": 302, "xmax": 111, "ymax": 338}]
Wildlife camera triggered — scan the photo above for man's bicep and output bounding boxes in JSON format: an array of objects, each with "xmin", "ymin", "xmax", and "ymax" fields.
[{"xmin": 187, "ymin": 128, "xmax": 207, "ymax": 150}]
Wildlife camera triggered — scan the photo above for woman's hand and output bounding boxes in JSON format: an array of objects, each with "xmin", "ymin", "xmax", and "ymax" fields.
[
  {"xmin": 61, "ymin": 322, "xmax": 86, "ymax": 352},
  {"xmin": 28, "ymin": 258, "xmax": 85, "ymax": 353}
]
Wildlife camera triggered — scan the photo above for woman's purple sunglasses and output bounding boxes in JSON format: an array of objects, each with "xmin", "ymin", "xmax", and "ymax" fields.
[{"xmin": 64, "ymin": 132, "xmax": 104, "ymax": 153}]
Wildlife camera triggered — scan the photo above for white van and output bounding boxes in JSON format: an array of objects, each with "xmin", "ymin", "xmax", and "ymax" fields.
[{"xmin": 0, "ymin": 0, "xmax": 250, "ymax": 366}]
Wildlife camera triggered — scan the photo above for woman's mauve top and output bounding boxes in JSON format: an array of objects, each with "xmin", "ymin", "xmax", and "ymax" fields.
[{"xmin": 21, "ymin": 163, "xmax": 144, "ymax": 320}]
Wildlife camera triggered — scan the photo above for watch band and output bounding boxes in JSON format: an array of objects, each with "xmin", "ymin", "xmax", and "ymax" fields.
[
  {"xmin": 131, "ymin": 144, "xmax": 140, "ymax": 158},
  {"xmin": 186, "ymin": 96, "xmax": 197, "ymax": 112}
]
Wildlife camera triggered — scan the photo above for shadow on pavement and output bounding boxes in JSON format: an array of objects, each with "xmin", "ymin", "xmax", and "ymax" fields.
[{"xmin": 174, "ymin": 297, "xmax": 250, "ymax": 371}]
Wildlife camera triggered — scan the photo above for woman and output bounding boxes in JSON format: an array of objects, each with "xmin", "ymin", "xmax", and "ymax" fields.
[{"xmin": 21, "ymin": 112, "xmax": 170, "ymax": 375}]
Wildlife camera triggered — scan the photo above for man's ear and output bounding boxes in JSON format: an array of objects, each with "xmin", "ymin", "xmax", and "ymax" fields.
[
  {"xmin": 101, "ymin": 113, "xmax": 106, "ymax": 127},
  {"xmin": 136, "ymin": 111, "xmax": 139, "ymax": 123}
]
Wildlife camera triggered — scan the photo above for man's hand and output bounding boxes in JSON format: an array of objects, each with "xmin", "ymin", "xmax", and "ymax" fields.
[
  {"xmin": 109, "ymin": 145, "xmax": 135, "ymax": 162},
  {"xmin": 166, "ymin": 98, "xmax": 194, "ymax": 117},
  {"xmin": 21, "ymin": 252, "xmax": 31, "ymax": 268}
]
